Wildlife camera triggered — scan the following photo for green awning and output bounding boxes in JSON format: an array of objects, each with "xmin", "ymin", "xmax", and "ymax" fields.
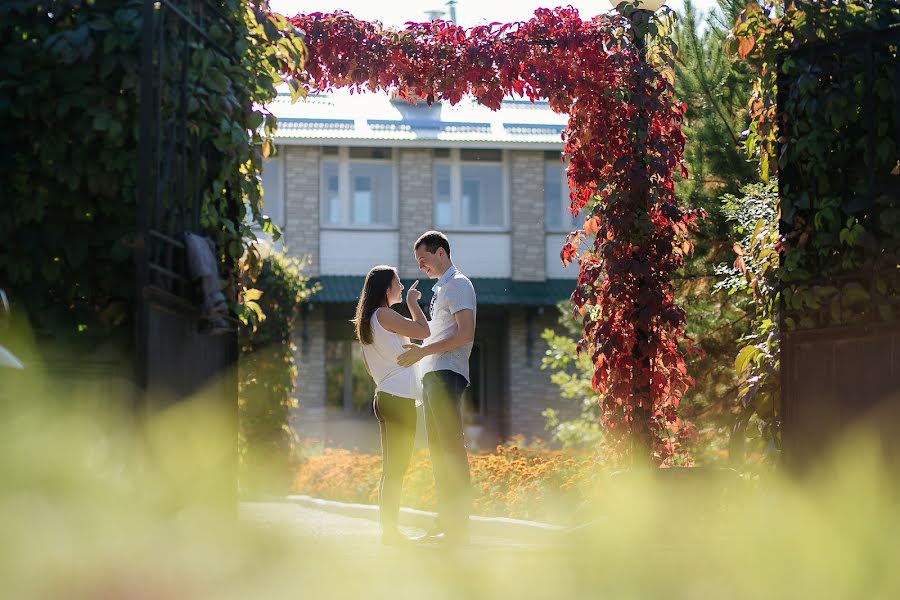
[{"xmin": 308, "ymin": 275, "xmax": 575, "ymax": 306}]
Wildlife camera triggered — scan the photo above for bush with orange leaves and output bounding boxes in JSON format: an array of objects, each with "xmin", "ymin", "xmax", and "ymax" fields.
[{"xmin": 292, "ymin": 437, "xmax": 602, "ymax": 523}]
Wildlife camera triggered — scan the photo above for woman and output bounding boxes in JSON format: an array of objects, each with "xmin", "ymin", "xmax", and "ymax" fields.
[{"xmin": 353, "ymin": 265, "xmax": 430, "ymax": 545}]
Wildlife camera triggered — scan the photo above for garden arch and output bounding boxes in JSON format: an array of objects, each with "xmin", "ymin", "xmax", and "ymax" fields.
[{"xmin": 285, "ymin": 5, "xmax": 703, "ymax": 463}]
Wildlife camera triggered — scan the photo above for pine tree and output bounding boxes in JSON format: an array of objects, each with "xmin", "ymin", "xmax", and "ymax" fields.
[
  {"xmin": 671, "ymin": 1, "xmax": 761, "ymax": 464},
  {"xmin": 675, "ymin": 0, "xmax": 757, "ymax": 207}
]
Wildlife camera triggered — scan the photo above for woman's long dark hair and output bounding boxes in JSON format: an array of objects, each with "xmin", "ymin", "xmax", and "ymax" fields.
[{"xmin": 353, "ymin": 265, "xmax": 397, "ymax": 344}]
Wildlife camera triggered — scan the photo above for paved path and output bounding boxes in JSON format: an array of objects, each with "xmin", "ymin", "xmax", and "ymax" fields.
[
  {"xmin": 238, "ymin": 500, "xmax": 576, "ymax": 600},
  {"xmin": 240, "ymin": 500, "xmax": 541, "ymax": 553}
]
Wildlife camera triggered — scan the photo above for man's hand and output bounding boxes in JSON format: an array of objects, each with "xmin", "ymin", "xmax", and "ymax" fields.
[
  {"xmin": 397, "ymin": 343, "xmax": 427, "ymax": 368},
  {"xmin": 405, "ymin": 280, "xmax": 421, "ymax": 305}
]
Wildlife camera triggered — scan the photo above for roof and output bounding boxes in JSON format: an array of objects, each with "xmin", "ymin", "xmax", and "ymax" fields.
[
  {"xmin": 309, "ymin": 275, "xmax": 575, "ymax": 307},
  {"xmin": 268, "ymin": 89, "xmax": 567, "ymax": 148}
]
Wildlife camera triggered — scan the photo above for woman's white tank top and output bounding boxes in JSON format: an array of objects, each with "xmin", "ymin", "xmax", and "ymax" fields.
[{"xmin": 360, "ymin": 308, "xmax": 421, "ymax": 403}]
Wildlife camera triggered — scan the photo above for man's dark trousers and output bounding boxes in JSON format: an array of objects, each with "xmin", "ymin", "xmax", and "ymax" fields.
[{"xmin": 422, "ymin": 369, "xmax": 471, "ymax": 535}]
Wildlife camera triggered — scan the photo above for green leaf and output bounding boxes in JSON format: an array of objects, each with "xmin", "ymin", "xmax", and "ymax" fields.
[
  {"xmin": 735, "ymin": 345, "xmax": 757, "ymax": 375},
  {"xmin": 841, "ymin": 282, "xmax": 870, "ymax": 307}
]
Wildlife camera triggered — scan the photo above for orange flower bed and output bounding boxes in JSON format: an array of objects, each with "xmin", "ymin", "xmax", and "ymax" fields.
[{"xmin": 292, "ymin": 440, "xmax": 601, "ymax": 523}]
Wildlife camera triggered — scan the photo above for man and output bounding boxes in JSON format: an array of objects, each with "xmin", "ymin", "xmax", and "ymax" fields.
[{"xmin": 397, "ymin": 231, "xmax": 475, "ymax": 545}]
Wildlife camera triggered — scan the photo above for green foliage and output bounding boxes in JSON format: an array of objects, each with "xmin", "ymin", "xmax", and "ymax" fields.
[
  {"xmin": 674, "ymin": 275, "xmax": 749, "ymax": 464},
  {"xmin": 717, "ymin": 0, "xmax": 899, "ymax": 458},
  {"xmin": 774, "ymin": 12, "xmax": 899, "ymax": 330},
  {"xmin": 674, "ymin": 0, "xmax": 757, "ymax": 207},
  {"xmin": 540, "ymin": 304, "xmax": 603, "ymax": 450},
  {"xmin": 0, "ymin": 1, "xmax": 305, "ymax": 349},
  {"xmin": 238, "ymin": 248, "xmax": 318, "ymax": 494},
  {"xmin": 667, "ymin": 1, "xmax": 760, "ymax": 464},
  {"xmin": 0, "ymin": 1, "xmax": 144, "ymax": 348},
  {"xmin": 730, "ymin": 0, "xmax": 898, "ymax": 182},
  {"xmin": 716, "ymin": 180, "xmax": 781, "ymax": 460}
]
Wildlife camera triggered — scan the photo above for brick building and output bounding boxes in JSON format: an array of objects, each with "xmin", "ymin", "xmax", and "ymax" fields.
[{"xmin": 260, "ymin": 90, "xmax": 581, "ymax": 450}]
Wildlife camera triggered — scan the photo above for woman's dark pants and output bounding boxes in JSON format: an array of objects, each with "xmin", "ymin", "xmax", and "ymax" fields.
[{"xmin": 373, "ymin": 391, "xmax": 417, "ymax": 532}]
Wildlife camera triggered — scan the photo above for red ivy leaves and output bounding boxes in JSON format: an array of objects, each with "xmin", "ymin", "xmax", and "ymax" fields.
[{"xmin": 285, "ymin": 8, "xmax": 702, "ymax": 465}]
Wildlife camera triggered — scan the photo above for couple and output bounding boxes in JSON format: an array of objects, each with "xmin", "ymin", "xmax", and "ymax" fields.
[{"xmin": 353, "ymin": 231, "xmax": 476, "ymax": 546}]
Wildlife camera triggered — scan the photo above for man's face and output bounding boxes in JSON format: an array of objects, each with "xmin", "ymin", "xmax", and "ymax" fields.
[{"xmin": 415, "ymin": 246, "xmax": 441, "ymax": 279}]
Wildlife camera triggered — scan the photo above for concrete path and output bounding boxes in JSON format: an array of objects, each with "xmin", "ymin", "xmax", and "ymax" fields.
[{"xmin": 240, "ymin": 500, "xmax": 547, "ymax": 552}]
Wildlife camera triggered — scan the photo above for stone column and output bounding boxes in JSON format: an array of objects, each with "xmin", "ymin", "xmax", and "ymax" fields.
[
  {"xmin": 282, "ymin": 146, "xmax": 320, "ymax": 276},
  {"xmin": 510, "ymin": 150, "xmax": 546, "ymax": 282},
  {"xmin": 290, "ymin": 305, "xmax": 326, "ymax": 441},
  {"xmin": 398, "ymin": 149, "xmax": 433, "ymax": 279},
  {"xmin": 506, "ymin": 307, "xmax": 562, "ymax": 439}
]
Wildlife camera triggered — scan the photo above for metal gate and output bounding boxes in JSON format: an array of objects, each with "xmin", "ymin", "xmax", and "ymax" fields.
[{"xmin": 777, "ymin": 23, "xmax": 900, "ymax": 471}]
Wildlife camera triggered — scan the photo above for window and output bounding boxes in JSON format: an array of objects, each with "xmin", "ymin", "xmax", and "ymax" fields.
[
  {"xmin": 259, "ymin": 154, "xmax": 285, "ymax": 228},
  {"xmin": 544, "ymin": 155, "xmax": 580, "ymax": 231},
  {"xmin": 325, "ymin": 340, "xmax": 375, "ymax": 416},
  {"xmin": 321, "ymin": 147, "xmax": 396, "ymax": 228},
  {"xmin": 432, "ymin": 148, "xmax": 507, "ymax": 229}
]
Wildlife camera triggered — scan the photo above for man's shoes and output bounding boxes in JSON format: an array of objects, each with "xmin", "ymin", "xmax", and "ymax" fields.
[
  {"xmin": 412, "ymin": 530, "xmax": 445, "ymax": 542},
  {"xmin": 381, "ymin": 529, "xmax": 412, "ymax": 546},
  {"xmin": 413, "ymin": 530, "xmax": 469, "ymax": 546}
]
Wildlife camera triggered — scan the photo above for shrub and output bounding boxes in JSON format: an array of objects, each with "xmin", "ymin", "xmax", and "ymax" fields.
[
  {"xmin": 239, "ymin": 249, "xmax": 317, "ymax": 494},
  {"xmin": 292, "ymin": 438, "xmax": 602, "ymax": 524}
]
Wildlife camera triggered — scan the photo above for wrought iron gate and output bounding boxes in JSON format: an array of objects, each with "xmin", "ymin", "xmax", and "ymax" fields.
[
  {"xmin": 135, "ymin": 0, "xmax": 238, "ymax": 412},
  {"xmin": 777, "ymin": 23, "xmax": 900, "ymax": 471}
]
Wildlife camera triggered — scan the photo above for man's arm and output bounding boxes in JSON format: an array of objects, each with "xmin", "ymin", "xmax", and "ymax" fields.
[{"xmin": 397, "ymin": 309, "xmax": 474, "ymax": 368}]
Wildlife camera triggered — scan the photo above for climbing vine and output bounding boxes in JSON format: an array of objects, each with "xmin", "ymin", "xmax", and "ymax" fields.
[
  {"xmin": 0, "ymin": 1, "xmax": 305, "ymax": 347},
  {"xmin": 720, "ymin": 0, "xmax": 899, "ymax": 457},
  {"xmin": 285, "ymin": 4, "xmax": 704, "ymax": 464}
]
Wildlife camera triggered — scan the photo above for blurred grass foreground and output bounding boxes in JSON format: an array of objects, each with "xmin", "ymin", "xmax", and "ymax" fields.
[{"xmin": 1, "ymin": 339, "xmax": 899, "ymax": 599}]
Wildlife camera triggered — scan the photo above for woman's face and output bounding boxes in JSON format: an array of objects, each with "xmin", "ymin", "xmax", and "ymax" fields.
[{"xmin": 386, "ymin": 273, "xmax": 403, "ymax": 306}]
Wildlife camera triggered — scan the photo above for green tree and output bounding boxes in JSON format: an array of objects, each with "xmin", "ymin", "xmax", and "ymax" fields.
[
  {"xmin": 675, "ymin": 0, "xmax": 757, "ymax": 209},
  {"xmin": 671, "ymin": 1, "xmax": 759, "ymax": 464}
]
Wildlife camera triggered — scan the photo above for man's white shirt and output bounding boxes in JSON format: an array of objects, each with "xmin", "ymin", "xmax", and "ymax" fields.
[{"xmin": 421, "ymin": 265, "xmax": 477, "ymax": 384}]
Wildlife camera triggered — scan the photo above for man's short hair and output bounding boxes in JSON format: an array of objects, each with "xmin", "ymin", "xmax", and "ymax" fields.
[{"xmin": 414, "ymin": 230, "xmax": 451, "ymax": 259}]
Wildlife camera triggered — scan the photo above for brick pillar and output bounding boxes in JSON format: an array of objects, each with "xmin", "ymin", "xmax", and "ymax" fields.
[
  {"xmin": 283, "ymin": 146, "xmax": 320, "ymax": 276},
  {"xmin": 506, "ymin": 307, "xmax": 562, "ymax": 439},
  {"xmin": 510, "ymin": 150, "xmax": 545, "ymax": 282},
  {"xmin": 398, "ymin": 149, "xmax": 433, "ymax": 279},
  {"xmin": 290, "ymin": 305, "xmax": 326, "ymax": 441}
]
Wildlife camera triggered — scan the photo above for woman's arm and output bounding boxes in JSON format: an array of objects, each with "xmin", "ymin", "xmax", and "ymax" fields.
[
  {"xmin": 376, "ymin": 281, "xmax": 430, "ymax": 340},
  {"xmin": 376, "ymin": 307, "xmax": 431, "ymax": 340}
]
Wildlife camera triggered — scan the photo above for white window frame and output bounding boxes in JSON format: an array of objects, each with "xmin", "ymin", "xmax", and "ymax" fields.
[
  {"xmin": 544, "ymin": 159, "xmax": 581, "ymax": 232},
  {"xmin": 432, "ymin": 148, "xmax": 510, "ymax": 232},
  {"xmin": 319, "ymin": 147, "xmax": 399, "ymax": 230}
]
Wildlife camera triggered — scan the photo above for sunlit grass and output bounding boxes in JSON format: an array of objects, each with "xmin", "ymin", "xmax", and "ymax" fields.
[{"xmin": 1, "ymin": 337, "xmax": 898, "ymax": 598}]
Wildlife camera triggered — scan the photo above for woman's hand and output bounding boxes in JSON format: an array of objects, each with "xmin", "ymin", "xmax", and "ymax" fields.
[{"xmin": 405, "ymin": 280, "xmax": 421, "ymax": 305}]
